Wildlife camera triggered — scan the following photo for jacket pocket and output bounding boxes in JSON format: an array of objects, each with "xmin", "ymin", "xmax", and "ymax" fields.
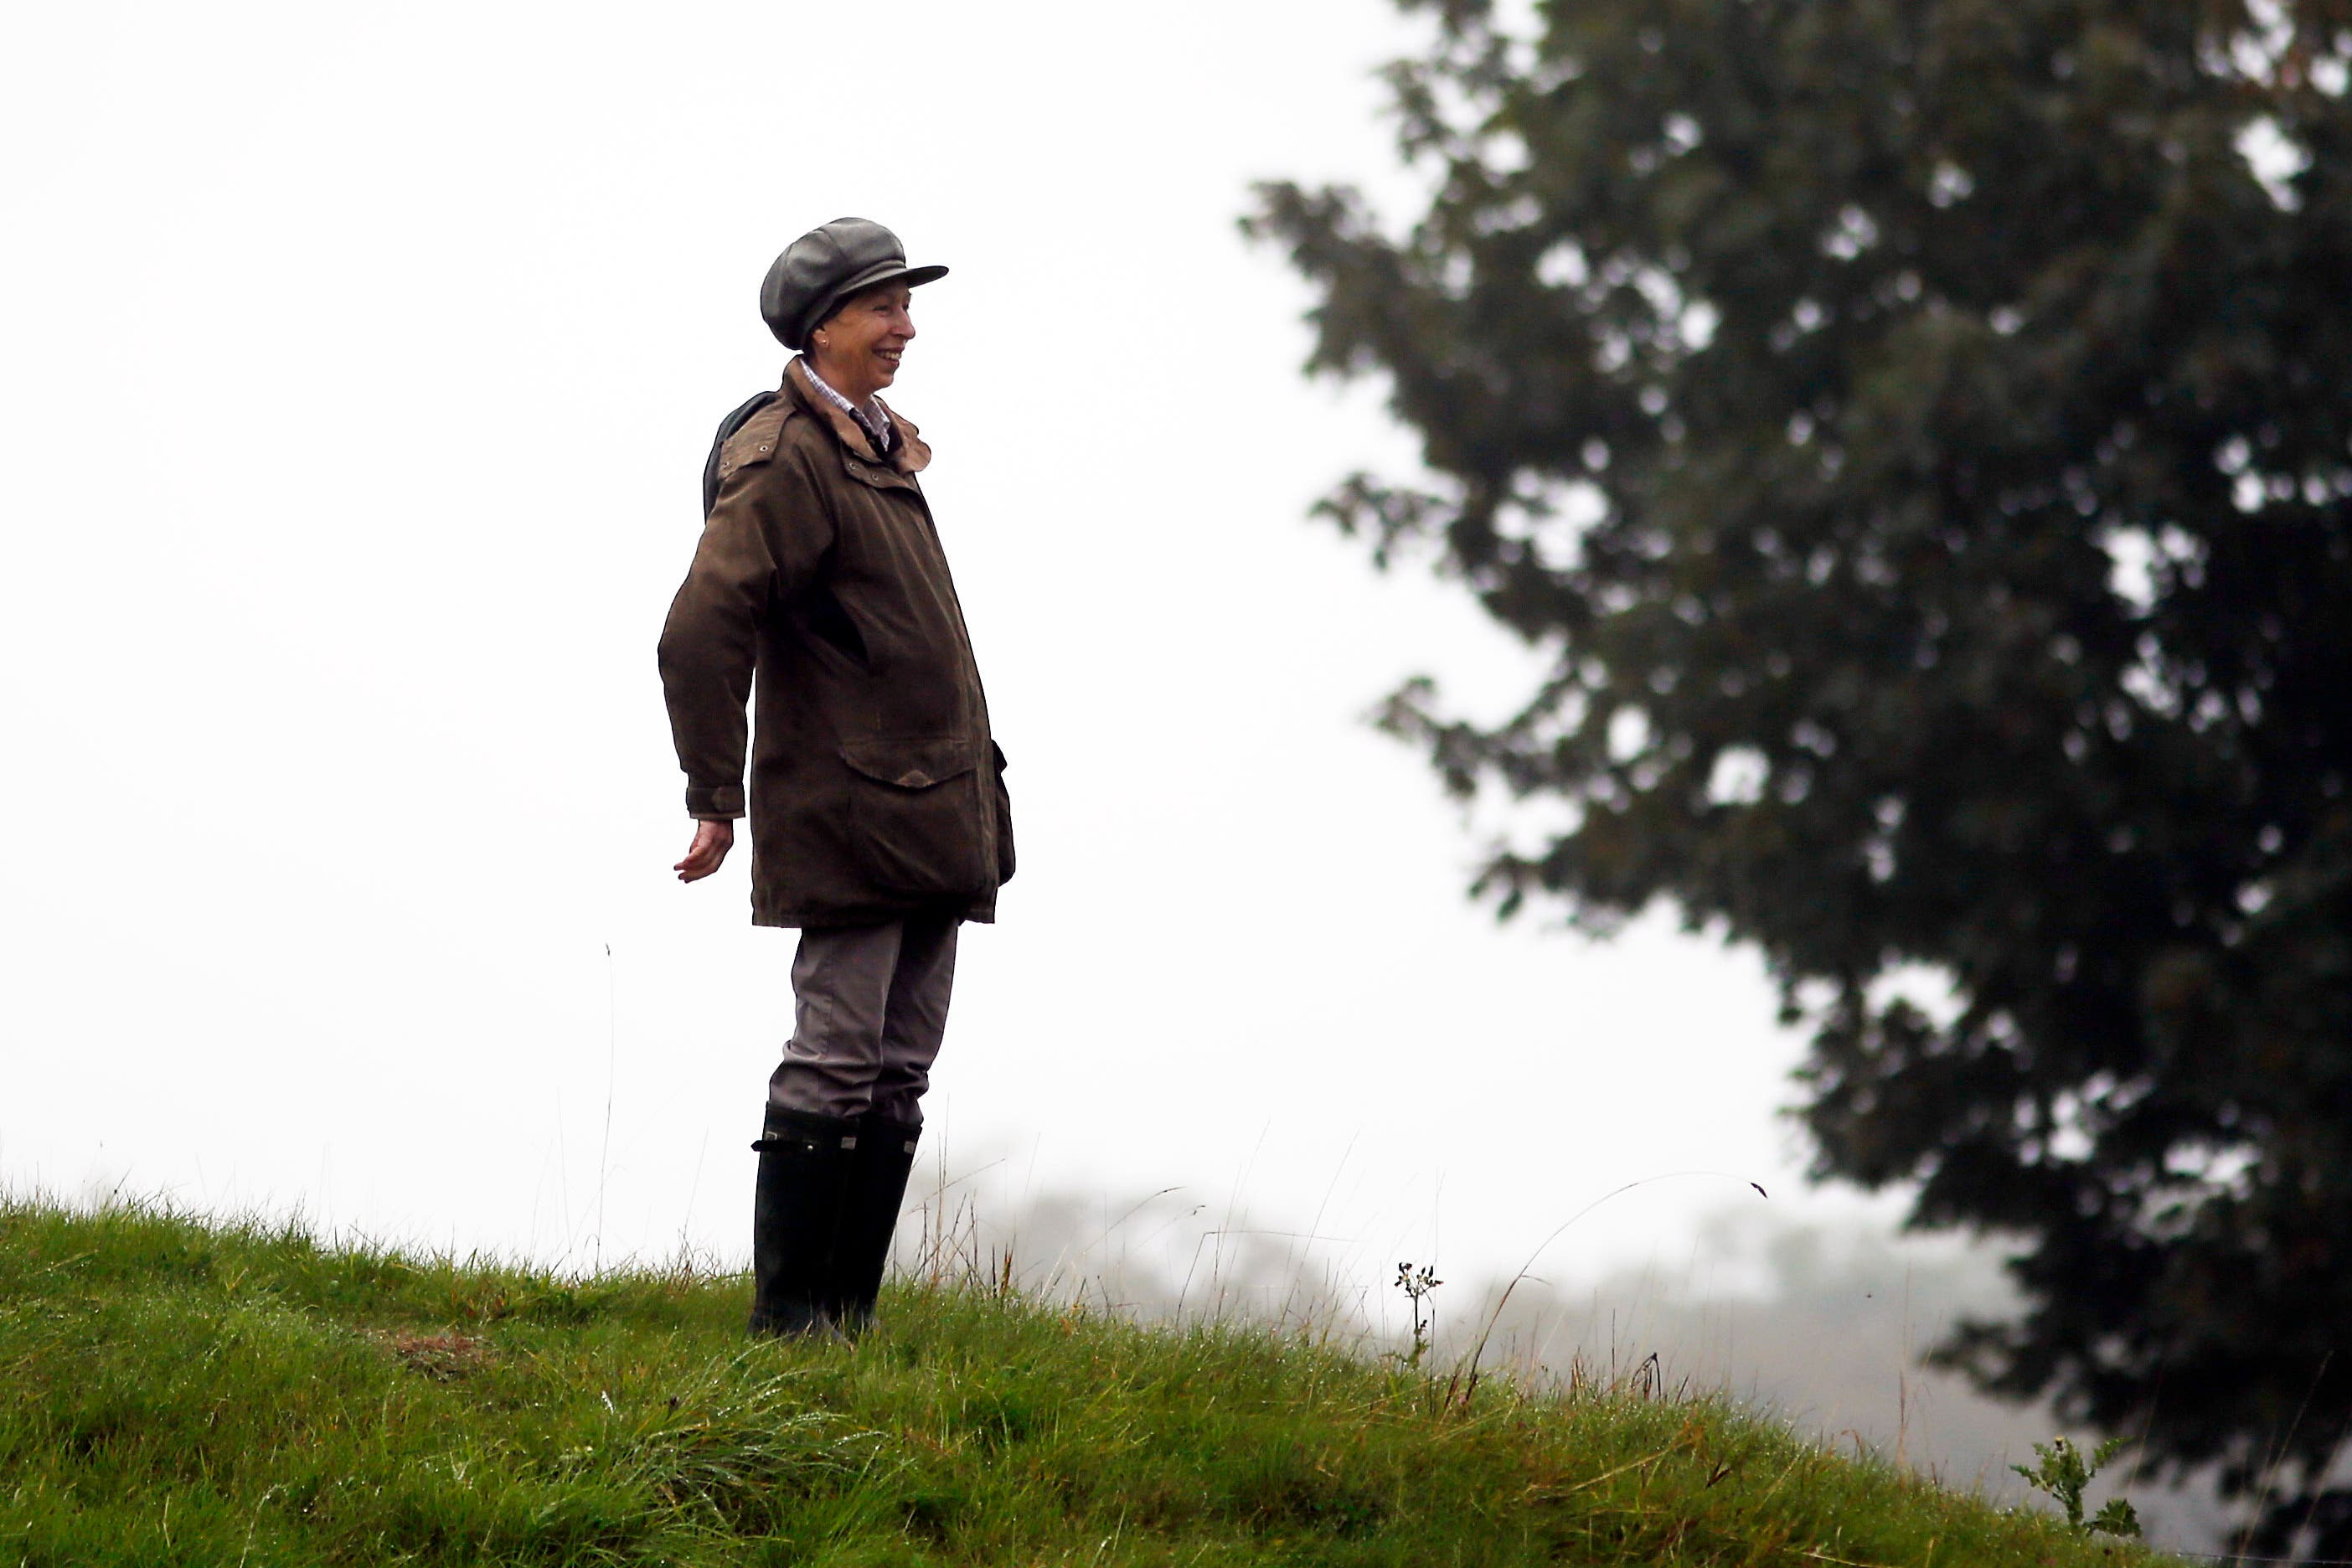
[{"xmin": 838, "ymin": 735, "xmax": 991, "ymax": 900}]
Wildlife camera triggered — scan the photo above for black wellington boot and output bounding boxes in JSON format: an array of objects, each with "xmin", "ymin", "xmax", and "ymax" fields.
[
  {"xmin": 748, "ymin": 1105, "xmax": 860, "ymax": 1337},
  {"xmin": 832, "ymin": 1113, "xmax": 922, "ymax": 1332}
]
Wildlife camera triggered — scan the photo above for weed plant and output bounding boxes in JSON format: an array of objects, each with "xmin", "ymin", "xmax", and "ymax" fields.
[{"xmin": 0, "ymin": 1197, "xmax": 2180, "ymax": 1565}]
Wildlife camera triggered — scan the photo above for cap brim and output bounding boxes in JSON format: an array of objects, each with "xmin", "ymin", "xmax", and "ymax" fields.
[
  {"xmin": 838, "ymin": 260, "xmax": 947, "ymax": 298},
  {"xmin": 792, "ymin": 260, "xmax": 948, "ymax": 349}
]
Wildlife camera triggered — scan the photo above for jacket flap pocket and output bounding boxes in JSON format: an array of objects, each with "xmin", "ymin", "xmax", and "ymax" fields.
[{"xmin": 839, "ymin": 735, "xmax": 977, "ymax": 791}]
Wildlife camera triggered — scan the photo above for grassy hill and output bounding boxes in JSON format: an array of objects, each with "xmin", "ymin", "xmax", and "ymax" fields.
[{"xmin": 0, "ymin": 1199, "xmax": 2179, "ymax": 1566}]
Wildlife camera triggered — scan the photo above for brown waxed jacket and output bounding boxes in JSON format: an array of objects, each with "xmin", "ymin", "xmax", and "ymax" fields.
[{"xmin": 658, "ymin": 358, "xmax": 1013, "ymax": 928}]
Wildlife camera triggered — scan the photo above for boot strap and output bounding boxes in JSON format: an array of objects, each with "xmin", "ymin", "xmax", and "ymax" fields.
[{"xmin": 750, "ymin": 1132, "xmax": 860, "ymax": 1153}]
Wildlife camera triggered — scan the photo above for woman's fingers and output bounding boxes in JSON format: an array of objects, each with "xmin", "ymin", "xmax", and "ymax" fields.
[{"xmin": 674, "ymin": 820, "xmax": 735, "ymax": 882}]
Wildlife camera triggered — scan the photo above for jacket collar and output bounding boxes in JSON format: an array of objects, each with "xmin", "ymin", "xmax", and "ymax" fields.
[{"xmin": 783, "ymin": 358, "xmax": 931, "ymax": 474}]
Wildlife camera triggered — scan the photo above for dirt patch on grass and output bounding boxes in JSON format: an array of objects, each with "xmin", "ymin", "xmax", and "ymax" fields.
[{"xmin": 382, "ymin": 1330, "xmax": 489, "ymax": 1380}]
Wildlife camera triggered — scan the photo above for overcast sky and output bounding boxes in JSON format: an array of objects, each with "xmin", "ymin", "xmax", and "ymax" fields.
[{"xmin": 2, "ymin": 0, "xmax": 1945, "ymax": 1304}]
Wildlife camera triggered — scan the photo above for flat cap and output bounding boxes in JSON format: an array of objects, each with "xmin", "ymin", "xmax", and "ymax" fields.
[{"xmin": 759, "ymin": 217, "xmax": 947, "ymax": 351}]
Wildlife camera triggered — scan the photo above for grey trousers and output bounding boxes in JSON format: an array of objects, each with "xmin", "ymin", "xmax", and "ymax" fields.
[{"xmin": 767, "ymin": 915, "xmax": 960, "ymax": 1126}]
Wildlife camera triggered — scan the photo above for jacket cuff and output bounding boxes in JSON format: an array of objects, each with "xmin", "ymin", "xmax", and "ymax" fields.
[{"xmin": 686, "ymin": 782, "xmax": 745, "ymax": 818}]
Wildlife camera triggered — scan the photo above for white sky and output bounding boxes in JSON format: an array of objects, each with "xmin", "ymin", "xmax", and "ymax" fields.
[{"xmin": 1, "ymin": 0, "xmax": 1929, "ymax": 1297}]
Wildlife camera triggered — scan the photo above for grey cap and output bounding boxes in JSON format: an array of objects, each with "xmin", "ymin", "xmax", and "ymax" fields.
[{"xmin": 759, "ymin": 217, "xmax": 947, "ymax": 351}]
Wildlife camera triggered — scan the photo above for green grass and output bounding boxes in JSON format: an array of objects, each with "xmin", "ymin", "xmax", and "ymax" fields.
[{"xmin": 0, "ymin": 1198, "xmax": 2179, "ymax": 1566}]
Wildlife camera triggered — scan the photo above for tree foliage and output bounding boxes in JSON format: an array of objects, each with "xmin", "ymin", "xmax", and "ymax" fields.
[{"xmin": 1251, "ymin": 0, "xmax": 2352, "ymax": 1550}]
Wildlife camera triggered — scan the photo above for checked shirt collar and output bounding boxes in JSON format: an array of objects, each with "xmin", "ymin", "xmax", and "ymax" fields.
[{"xmin": 800, "ymin": 360, "xmax": 897, "ymax": 456}]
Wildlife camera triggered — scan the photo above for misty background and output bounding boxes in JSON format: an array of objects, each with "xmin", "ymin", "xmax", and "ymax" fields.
[{"xmin": 0, "ymin": 0, "xmax": 2213, "ymax": 1545}]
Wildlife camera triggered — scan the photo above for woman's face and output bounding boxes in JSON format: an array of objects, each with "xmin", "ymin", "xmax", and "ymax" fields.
[{"xmin": 812, "ymin": 283, "xmax": 916, "ymax": 400}]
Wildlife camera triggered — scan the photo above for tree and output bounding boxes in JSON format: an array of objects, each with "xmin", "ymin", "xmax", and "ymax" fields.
[{"xmin": 1250, "ymin": 0, "xmax": 2352, "ymax": 1551}]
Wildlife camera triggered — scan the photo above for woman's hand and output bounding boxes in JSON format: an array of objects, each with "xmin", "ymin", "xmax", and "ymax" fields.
[{"xmin": 674, "ymin": 819, "xmax": 735, "ymax": 882}]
